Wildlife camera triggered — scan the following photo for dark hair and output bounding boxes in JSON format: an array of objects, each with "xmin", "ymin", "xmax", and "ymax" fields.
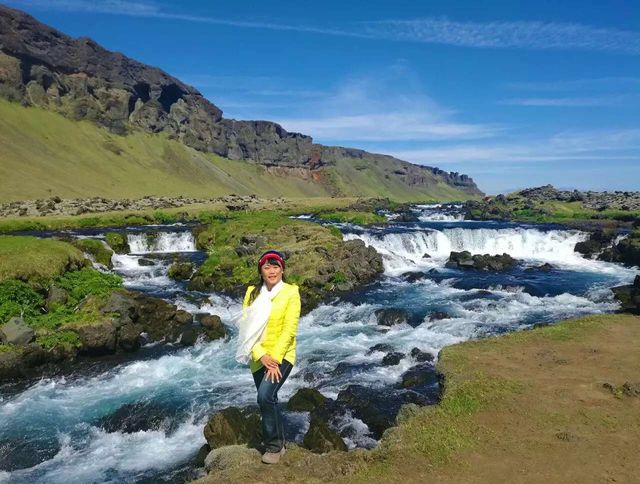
[{"xmin": 248, "ymin": 251, "xmax": 286, "ymax": 305}]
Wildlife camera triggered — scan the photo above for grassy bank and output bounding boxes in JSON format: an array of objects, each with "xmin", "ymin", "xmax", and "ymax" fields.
[{"xmin": 196, "ymin": 313, "xmax": 640, "ymax": 483}]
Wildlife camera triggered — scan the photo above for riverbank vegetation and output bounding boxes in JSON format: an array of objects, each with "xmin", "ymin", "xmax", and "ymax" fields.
[{"xmin": 195, "ymin": 313, "xmax": 640, "ymax": 483}]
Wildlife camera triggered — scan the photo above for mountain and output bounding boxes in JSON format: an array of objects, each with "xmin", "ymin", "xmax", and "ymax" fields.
[{"xmin": 0, "ymin": 5, "xmax": 483, "ymax": 202}]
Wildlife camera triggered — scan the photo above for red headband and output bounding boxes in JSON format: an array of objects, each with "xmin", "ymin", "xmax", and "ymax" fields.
[{"xmin": 258, "ymin": 252, "xmax": 285, "ymax": 270}]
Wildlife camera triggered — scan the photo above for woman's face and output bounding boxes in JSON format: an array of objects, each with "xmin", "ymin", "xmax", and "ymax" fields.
[{"xmin": 260, "ymin": 261, "xmax": 283, "ymax": 288}]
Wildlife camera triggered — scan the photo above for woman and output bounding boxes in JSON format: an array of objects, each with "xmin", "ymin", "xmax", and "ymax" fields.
[{"xmin": 240, "ymin": 250, "xmax": 301, "ymax": 465}]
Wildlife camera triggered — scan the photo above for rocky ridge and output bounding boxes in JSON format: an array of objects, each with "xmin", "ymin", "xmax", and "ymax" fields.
[{"xmin": 0, "ymin": 5, "xmax": 481, "ymax": 197}]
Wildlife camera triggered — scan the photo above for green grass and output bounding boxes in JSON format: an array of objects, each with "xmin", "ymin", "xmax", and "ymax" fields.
[
  {"xmin": 0, "ymin": 235, "xmax": 88, "ymax": 288},
  {"xmin": 72, "ymin": 238, "xmax": 113, "ymax": 267},
  {"xmin": 36, "ymin": 330, "xmax": 82, "ymax": 350},
  {"xmin": 0, "ymin": 99, "xmax": 478, "ymax": 204}
]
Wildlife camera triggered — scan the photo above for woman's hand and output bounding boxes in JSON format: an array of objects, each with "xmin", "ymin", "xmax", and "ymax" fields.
[
  {"xmin": 265, "ymin": 365, "xmax": 282, "ymax": 383},
  {"xmin": 260, "ymin": 354, "xmax": 279, "ymax": 370},
  {"xmin": 260, "ymin": 354, "xmax": 282, "ymax": 383}
]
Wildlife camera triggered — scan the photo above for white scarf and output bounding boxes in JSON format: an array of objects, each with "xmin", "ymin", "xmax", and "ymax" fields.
[{"xmin": 234, "ymin": 280, "xmax": 284, "ymax": 364}]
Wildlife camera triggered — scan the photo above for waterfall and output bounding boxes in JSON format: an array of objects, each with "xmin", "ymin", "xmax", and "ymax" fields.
[
  {"xmin": 127, "ymin": 232, "xmax": 196, "ymax": 254},
  {"xmin": 346, "ymin": 227, "xmax": 590, "ymax": 274}
]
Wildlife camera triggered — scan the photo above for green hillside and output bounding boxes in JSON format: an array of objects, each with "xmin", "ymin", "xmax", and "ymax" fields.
[{"xmin": 0, "ymin": 100, "xmax": 477, "ymax": 203}]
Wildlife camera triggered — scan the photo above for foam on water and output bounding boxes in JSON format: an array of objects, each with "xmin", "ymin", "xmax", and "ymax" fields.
[{"xmin": 128, "ymin": 232, "xmax": 196, "ymax": 254}]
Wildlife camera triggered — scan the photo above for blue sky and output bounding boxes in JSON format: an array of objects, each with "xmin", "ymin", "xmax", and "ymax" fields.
[{"xmin": 5, "ymin": 0, "xmax": 640, "ymax": 194}]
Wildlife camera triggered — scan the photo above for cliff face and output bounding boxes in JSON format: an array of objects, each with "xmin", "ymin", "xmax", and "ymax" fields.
[{"xmin": 0, "ymin": 5, "xmax": 483, "ymax": 197}]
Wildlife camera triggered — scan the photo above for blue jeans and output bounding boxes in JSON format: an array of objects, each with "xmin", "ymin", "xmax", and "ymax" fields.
[{"xmin": 252, "ymin": 358, "xmax": 293, "ymax": 453}]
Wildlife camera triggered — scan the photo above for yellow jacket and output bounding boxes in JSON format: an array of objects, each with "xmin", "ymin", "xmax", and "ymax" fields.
[{"xmin": 242, "ymin": 282, "xmax": 301, "ymax": 373}]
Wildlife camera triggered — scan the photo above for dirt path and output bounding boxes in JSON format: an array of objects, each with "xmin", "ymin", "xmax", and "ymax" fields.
[{"xmin": 196, "ymin": 314, "xmax": 640, "ymax": 483}]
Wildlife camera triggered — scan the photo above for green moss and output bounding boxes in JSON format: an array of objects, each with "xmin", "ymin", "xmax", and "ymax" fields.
[
  {"xmin": 0, "ymin": 279, "xmax": 44, "ymax": 324},
  {"xmin": 55, "ymin": 267, "xmax": 122, "ymax": 305},
  {"xmin": 327, "ymin": 225, "xmax": 343, "ymax": 240},
  {"xmin": 105, "ymin": 232, "xmax": 130, "ymax": 254},
  {"xmin": 0, "ymin": 235, "xmax": 88, "ymax": 288},
  {"xmin": 332, "ymin": 271, "xmax": 348, "ymax": 284},
  {"xmin": 73, "ymin": 238, "xmax": 113, "ymax": 267},
  {"xmin": 36, "ymin": 330, "xmax": 81, "ymax": 350},
  {"xmin": 153, "ymin": 210, "xmax": 178, "ymax": 224}
]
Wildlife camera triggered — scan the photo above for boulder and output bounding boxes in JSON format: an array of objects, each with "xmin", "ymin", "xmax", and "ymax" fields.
[
  {"xmin": 428, "ymin": 311, "xmax": 450, "ymax": 321},
  {"xmin": 76, "ymin": 320, "xmax": 116, "ymax": 355},
  {"xmin": 203, "ymin": 407, "xmax": 262, "ymax": 450},
  {"xmin": 287, "ymin": 388, "xmax": 328, "ymax": 412},
  {"xmin": 366, "ymin": 343, "xmax": 395, "ymax": 355},
  {"xmin": 168, "ymin": 261, "xmax": 194, "ymax": 280},
  {"xmin": 335, "ymin": 384, "xmax": 432, "ymax": 439},
  {"xmin": 46, "ymin": 286, "xmax": 68, "ymax": 311},
  {"xmin": 382, "ymin": 352, "xmax": 405, "ymax": 366},
  {"xmin": 302, "ymin": 415, "xmax": 348, "ymax": 453},
  {"xmin": 399, "ymin": 363, "xmax": 438, "ymax": 389},
  {"xmin": 198, "ymin": 314, "xmax": 226, "ymax": 340},
  {"xmin": 97, "ymin": 401, "xmax": 181, "ymax": 433},
  {"xmin": 611, "ymin": 284, "xmax": 640, "ymax": 314},
  {"xmin": 105, "ymin": 232, "xmax": 130, "ymax": 254},
  {"xmin": 0, "ymin": 317, "xmax": 35, "ymax": 345},
  {"xmin": 138, "ymin": 258, "xmax": 156, "ymax": 266},
  {"xmin": 402, "ymin": 271, "xmax": 426, "ymax": 283},
  {"xmin": 524, "ymin": 263, "xmax": 554, "ymax": 272},
  {"xmin": 374, "ymin": 308, "xmax": 409, "ymax": 327},
  {"xmin": 446, "ymin": 251, "xmax": 517, "ymax": 271},
  {"xmin": 410, "ymin": 347, "xmax": 434, "ymax": 362}
]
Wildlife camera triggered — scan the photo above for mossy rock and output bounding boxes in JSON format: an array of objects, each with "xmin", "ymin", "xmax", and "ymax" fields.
[
  {"xmin": 302, "ymin": 415, "xmax": 348, "ymax": 453},
  {"xmin": 72, "ymin": 238, "xmax": 114, "ymax": 268},
  {"xmin": 287, "ymin": 388, "xmax": 328, "ymax": 412},
  {"xmin": 167, "ymin": 261, "xmax": 195, "ymax": 280},
  {"xmin": 105, "ymin": 232, "xmax": 130, "ymax": 254}
]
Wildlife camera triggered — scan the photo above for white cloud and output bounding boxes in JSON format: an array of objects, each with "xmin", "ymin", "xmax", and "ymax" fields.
[
  {"xmin": 10, "ymin": 1, "xmax": 640, "ymax": 55},
  {"xmin": 500, "ymin": 95, "xmax": 630, "ymax": 107},
  {"xmin": 271, "ymin": 65, "xmax": 500, "ymax": 142},
  {"xmin": 362, "ymin": 18, "xmax": 640, "ymax": 55},
  {"xmin": 389, "ymin": 128, "xmax": 640, "ymax": 166},
  {"xmin": 502, "ymin": 77, "xmax": 640, "ymax": 91}
]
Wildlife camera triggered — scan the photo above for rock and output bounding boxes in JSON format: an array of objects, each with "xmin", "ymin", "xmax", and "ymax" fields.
[
  {"xmin": 382, "ymin": 352, "xmax": 405, "ymax": 366},
  {"xmin": 302, "ymin": 415, "xmax": 348, "ymax": 453},
  {"xmin": 178, "ymin": 327, "xmax": 200, "ymax": 346},
  {"xmin": 97, "ymin": 401, "xmax": 181, "ymax": 433},
  {"xmin": 335, "ymin": 384, "xmax": 432, "ymax": 439},
  {"xmin": 410, "ymin": 347, "xmax": 434, "ymax": 362},
  {"xmin": 399, "ymin": 363, "xmax": 438, "ymax": 389},
  {"xmin": 374, "ymin": 308, "xmax": 409, "ymax": 327},
  {"xmin": 198, "ymin": 314, "xmax": 226, "ymax": 340},
  {"xmin": 138, "ymin": 258, "xmax": 155, "ymax": 266},
  {"xmin": 204, "ymin": 445, "xmax": 262, "ymax": 473},
  {"xmin": 287, "ymin": 388, "xmax": 328, "ymax": 412},
  {"xmin": 76, "ymin": 320, "xmax": 116, "ymax": 355},
  {"xmin": 422, "ymin": 253, "xmax": 431, "ymax": 259},
  {"xmin": 524, "ymin": 263, "xmax": 554, "ymax": 272},
  {"xmin": 0, "ymin": 317, "xmax": 35, "ymax": 345},
  {"xmin": 611, "ymin": 284, "xmax": 640, "ymax": 314},
  {"xmin": 366, "ymin": 343, "xmax": 395, "ymax": 355},
  {"xmin": 402, "ymin": 271, "xmax": 425, "ymax": 283},
  {"xmin": 446, "ymin": 251, "xmax": 517, "ymax": 271},
  {"xmin": 203, "ymin": 407, "xmax": 261, "ymax": 450},
  {"xmin": 168, "ymin": 261, "xmax": 194, "ymax": 280},
  {"xmin": 46, "ymin": 286, "xmax": 68, "ymax": 311},
  {"xmin": 428, "ymin": 311, "xmax": 450, "ymax": 321},
  {"xmin": 195, "ymin": 444, "xmax": 210, "ymax": 467},
  {"xmin": 105, "ymin": 232, "xmax": 130, "ymax": 254}
]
